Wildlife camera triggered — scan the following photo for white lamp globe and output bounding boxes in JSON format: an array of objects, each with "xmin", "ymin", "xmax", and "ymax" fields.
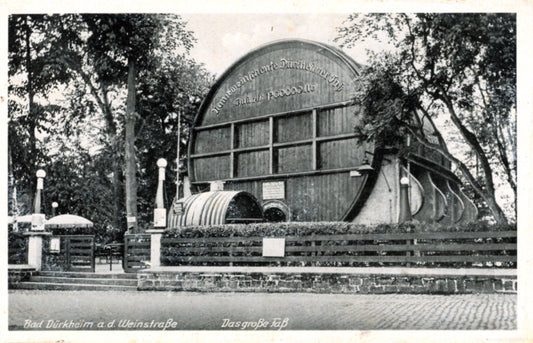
[
  {"xmin": 157, "ymin": 158, "xmax": 167, "ymax": 168},
  {"xmin": 36, "ymin": 169, "xmax": 46, "ymax": 178}
]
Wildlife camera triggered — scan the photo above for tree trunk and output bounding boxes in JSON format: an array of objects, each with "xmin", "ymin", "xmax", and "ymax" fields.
[
  {"xmin": 112, "ymin": 161, "xmax": 123, "ymax": 232},
  {"xmin": 25, "ymin": 16, "xmax": 37, "ymax": 202},
  {"xmin": 406, "ymin": 120, "xmax": 508, "ymax": 225},
  {"xmin": 101, "ymin": 83, "xmax": 124, "ymax": 234},
  {"xmin": 8, "ymin": 145, "xmax": 15, "ymax": 215},
  {"xmin": 484, "ymin": 195, "xmax": 508, "ymax": 224},
  {"xmin": 64, "ymin": 60, "xmax": 127, "ymax": 233},
  {"xmin": 125, "ymin": 58, "xmax": 138, "ymax": 233},
  {"xmin": 436, "ymin": 89, "xmax": 508, "ymax": 224}
]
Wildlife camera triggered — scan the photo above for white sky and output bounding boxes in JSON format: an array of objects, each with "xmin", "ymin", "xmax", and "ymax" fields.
[{"xmin": 180, "ymin": 13, "xmax": 387, "ymax": 76}]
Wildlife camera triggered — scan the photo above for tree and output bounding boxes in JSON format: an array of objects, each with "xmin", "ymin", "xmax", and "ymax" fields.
[
  {"xmin": 81, "ymin": 14, "xmax": 197, "ymax": 233},
  {"xmin": 40, "ymin": 14, "xmax": 197, "ymax": 233},
  {"xmin": 8, "ymin": 15, "xmax": 74, "ymax": 206},
  {"xmin": 135, "ymin": 55, "xmax": 213, "ymax": 227},
  {"xmin": 43, "ymin": 141, "xmax": 116, "ymax": 243},
  {"xmin": 8, "ymin": 14, "xmax": 213, "ymax": 236},
  {"xmin": 336, "ymin": 13, "xmax": 516, "ymax": 223}
]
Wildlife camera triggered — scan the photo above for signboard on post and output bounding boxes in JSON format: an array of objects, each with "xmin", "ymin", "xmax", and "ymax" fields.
[
  {"xmin": 262, "ymin": 238, "xmax": 285, "ymax": 257},
  {"xmin": 31, "ymin": 213, "xmax": 46, "ymax": 231},
  {"xmin": 50, "ymin": 237, "xmax": 60, "ymax": 253},
  {"xmin": 154, "ymin": 208, "xmax": 167, "ymax": 227},
  {"xmin": 126, "ymin": 216, "xmax": 136, "ymax": 231}
]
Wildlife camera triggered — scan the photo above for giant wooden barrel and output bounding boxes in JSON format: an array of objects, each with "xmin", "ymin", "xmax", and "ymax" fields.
[
  {"xmin": 189, "ymin": 39, "xmax": 381, "ymax": 222},
  {"xmin": 168, "ymin": 191, "xmax": 263, "ymax": 226}
]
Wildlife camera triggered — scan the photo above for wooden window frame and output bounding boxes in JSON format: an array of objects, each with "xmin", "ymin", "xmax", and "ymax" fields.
[{"xmin": 191, "ymin": 100, "xmax": 363, "ymax": 183}]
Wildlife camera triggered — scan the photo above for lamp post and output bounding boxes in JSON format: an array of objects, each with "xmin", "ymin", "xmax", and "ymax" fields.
[
  {"xmin": 154, "ymin": 158, "xmax": 167, "ymax": 227},
  {"xmin": 52, "ymin": 202, "xmax": 58, "ymax": 217},
  {"xmin": 32, "ymin": 169, "xmax": 46, "ymax": 231},
  {"xmin": 26, "ymin": 169, "xmax": 51, "ymax": 271},
  {"xmin": 156, "ymin": 159, "xmax": 167, "ymax": 208},
  {"xmin": 34, "ymin": 169, "xmax": 46, "ymax": 214},
  {"xmin": 148, "ymin": 158, "xmax": 168, "ymax": 270},
  {"xmin": 399, "ymin": 176, "xmax": 412, "ymax": 222},
  {"xmin": 176, "ymin": 111, "xmax": 181, "ymax": 198}
]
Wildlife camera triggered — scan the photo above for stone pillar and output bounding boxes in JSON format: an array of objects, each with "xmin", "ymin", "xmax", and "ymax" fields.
[
  {"xmin": 399, "ymin": 176, "xmax": 412, "ymax": 223},
  {"xmin": 154, "ymin": 158, "xmax": 167, "ymax": 228},
  {"xmin": 147, "ymin": 229, "xmax": 164, "ymax": 269},
  {"xmin": 25, "ymin": 232, "xmax": 51, "ymax": 270},
  {"xmin": 25, "ymin": 169, "xmax": 50, "ymax": 270},
  {"xmin": 28, "ymin": 234, "xmax": 42, "ymax": 269},
  {"xmin": 155, "ymin": 158, "xmax": 167, "ymax": 209},
  {"xmin": 148, "ymin": 158, "xmax": 168, "ymax": 269},
  {"xmin": 33, "ymin": 169, "xmax": 46, "ymax": 214}
]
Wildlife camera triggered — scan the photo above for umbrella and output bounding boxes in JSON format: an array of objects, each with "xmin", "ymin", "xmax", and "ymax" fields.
[{"xmin": 45, "ymin": 214, "xmax": 93, "ymax": 229}]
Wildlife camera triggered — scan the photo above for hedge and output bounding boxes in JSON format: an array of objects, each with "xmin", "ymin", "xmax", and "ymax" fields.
[
  {"xmin": 8, "ymin": 232, "xmax": 28, "ymax": 265},
  {"xmin": 163, "ymin": 221, "xmax": 516, "ymax": 239},
  {"xmin": 159, "ymin": 221, "xmax": 516, "ymax": 268}
]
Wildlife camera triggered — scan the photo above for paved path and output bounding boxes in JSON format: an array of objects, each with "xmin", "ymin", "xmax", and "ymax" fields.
[
  {"xmin": 9, "ymin": 290, "xmax": 515, "ymax": 330},
  {"xmin": 94, "ymin": 261, "xmax": 124, "ymax": 273}
]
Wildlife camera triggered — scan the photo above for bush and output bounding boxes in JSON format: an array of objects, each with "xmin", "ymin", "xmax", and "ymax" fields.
[
  {"xmin": 160, "ymin": 221, "xmax": 516, "ymax": 268},
  {"xmin": 163, "ymin": 221, "xmax": 516, "ymax": 239},
  {"xmin": 8, "ymin": 232, "xmax": 28, "ymax": 265}
]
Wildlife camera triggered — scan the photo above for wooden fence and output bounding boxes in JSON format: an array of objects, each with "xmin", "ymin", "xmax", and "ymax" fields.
[
  {"xmin": 160, "ymin": 230, "xmax": 516, "ymax": 268},
  {"xmin": 124, "ymin": 234, "xmax": 151, "ymax": 272},
  {"xmin": 42, "ymin": 235, "xmax": 95, "ymax": 272},
  {"xmin": 63, "ymin": 235, "xmax": 95, "ymax": 272}
]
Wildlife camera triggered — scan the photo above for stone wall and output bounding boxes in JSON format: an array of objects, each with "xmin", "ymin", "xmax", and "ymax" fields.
[
  {"xmin": 137, "ymin": 271, "xmax": 517, "ymax": 294},
  {"xmin": 8, "ymin": 269, "xmax": 34, "ymax": 287}
]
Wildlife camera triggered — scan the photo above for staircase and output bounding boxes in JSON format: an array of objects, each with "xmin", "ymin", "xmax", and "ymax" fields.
[{"xmin": 12, "ymin": 271, "xmax": 138, "ymax": 291}]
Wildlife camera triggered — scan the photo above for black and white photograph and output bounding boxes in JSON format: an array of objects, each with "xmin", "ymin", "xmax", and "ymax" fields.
[{"xmin": 2, "ymin": 0, "xmax": 531, "ymax": 342}]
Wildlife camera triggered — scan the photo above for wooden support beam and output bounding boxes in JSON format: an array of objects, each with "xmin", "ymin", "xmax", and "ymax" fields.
[
  {"xmin": 269, "ymin": 117, "xmax": 274, "ymax": 174},
  {"xmin": 230, "ymin": 123, "xmax": 235, "ymax": 178},
  {"xmin": 193, "ymin": 100, "xmax": 355, "ymax": 131},
  {"xmin": 312, "ymin": 109, "xmax": 318, "ymax": 170}
]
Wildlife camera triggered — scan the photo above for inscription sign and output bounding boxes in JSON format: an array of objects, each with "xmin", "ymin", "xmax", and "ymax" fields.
[
  {"xmin": 50, "ymin": 237, "xmax": 60, "ymax": 253},
  {"xmin": 153, "ymin": 208, "xmax": 167, "ymax": 227},
  {"xmin": 209, "ymin": 180, "xmax": 225, "ymax": 191},
  {"xmin": 31, "ymin": 213, "xmax": 46, "ymax": 231},
  {"xmin": 262, "ymin": 181, "xmax": 285, "ymax": 200},
  {"xmin": 262, "ymin": 238, "xmax": 285, "ymax": 257},
  {"xmin": 211, "ymin": 57, "xmax": 345, "ymax": 115},
  {"xmin": 233, "ymin": 83, "xmax": 317, "ymax": 107}
]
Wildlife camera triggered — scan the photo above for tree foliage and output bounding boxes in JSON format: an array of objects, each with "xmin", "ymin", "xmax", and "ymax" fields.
[
  {"xmin": 135, "ymin": 55, "xmax": 213, "ymax": 226},
  {"xmin": 8, "ymin": 15, "xmax": 76, "ymax": 197},
  {"xmin": 8, "ymin": 14, "xmax": 214, "ymax": 241},
  {"xmin": 336, "ymin": 13, "xmax": 516, "ymax": 223}
]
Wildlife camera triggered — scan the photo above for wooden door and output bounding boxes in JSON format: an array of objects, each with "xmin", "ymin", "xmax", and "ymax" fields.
[{"xmin": 64, "ymin": 235, "xmax": 95, "ymax": 272}]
